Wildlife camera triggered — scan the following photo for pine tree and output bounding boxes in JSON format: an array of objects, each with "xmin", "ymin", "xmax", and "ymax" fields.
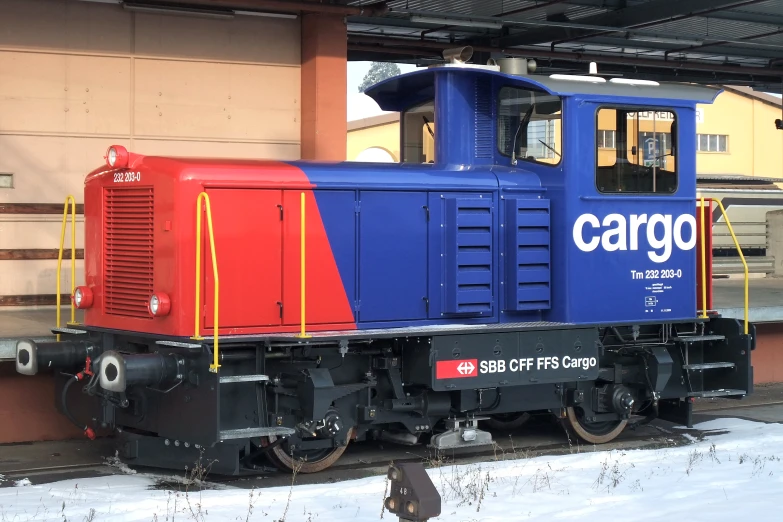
[{"xmin": 358, "ymin": 62, "xmax": 402, "ymax": 92}]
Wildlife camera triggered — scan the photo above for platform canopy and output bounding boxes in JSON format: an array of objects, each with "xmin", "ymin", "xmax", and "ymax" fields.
[{"xmin": 124, "ymin": 0, "xmax": 783, "ymax": 93}]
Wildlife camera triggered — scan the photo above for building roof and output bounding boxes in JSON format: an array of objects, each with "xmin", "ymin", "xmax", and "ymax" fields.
[
  {"xmin": 721, "ymin": 86, "xmax": 783, "ymax": 108},
  {"xmin": 94, "ymin": 1, "xmax": 783, "ymax": 92}
]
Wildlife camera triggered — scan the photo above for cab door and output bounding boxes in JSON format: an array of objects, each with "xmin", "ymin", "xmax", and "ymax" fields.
[
  {"xmin": 569, "ymin": 104, "xmax": 696, "ymax": 324},
  {"xmin": 204, "ymin": 188, "xmax": 283, "ymax": 329}
]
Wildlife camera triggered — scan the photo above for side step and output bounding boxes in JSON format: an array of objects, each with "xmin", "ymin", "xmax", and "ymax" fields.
[
  {"xmin": 219, "ymin": 427, "xmax": 295, "ymax": 441},
  {"xmin": 687, "ymin": 389, "xmax": 747, "ymax": 398},
  {"xmin": 219, "ymin": 374, "xmax": 270, "ymax": 384},
  {"xmin": 673, "ymin": 334, "xmax": 726, "ymax": 343},
  {"xmin": 683, "ymin": 362, "xmax": 735, "ymax": 370}
]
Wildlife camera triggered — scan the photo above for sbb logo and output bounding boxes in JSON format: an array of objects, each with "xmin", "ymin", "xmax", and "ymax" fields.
[
  {"xmin": 573, "ymin": 213, "xmax": 696, "ymax": 263},
  {"xmin": 436, "ymin": 359, "xmax": 478, "ymax": 379}
]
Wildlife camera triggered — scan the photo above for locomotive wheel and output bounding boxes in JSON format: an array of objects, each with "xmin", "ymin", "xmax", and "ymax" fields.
[
  {"xmin": 563, "ymin": 407, "xmax": 627, "ymax": 444},
  {"xmin": 484, "ymin": 412, "xmax": 531, "ymax": 431},
  {"xmin": 264, "ymin": 428, "xmax": 354, "ymax": 474}
]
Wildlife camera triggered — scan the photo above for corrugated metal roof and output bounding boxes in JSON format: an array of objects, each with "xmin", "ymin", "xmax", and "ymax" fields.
[{"xmin": 342, "ymin": 0, "xmax": 783, "ymax": 91}]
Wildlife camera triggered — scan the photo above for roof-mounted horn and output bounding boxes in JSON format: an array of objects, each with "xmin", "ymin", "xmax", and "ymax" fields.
[{"xmin": 442, "ymin": 46, "xmax": 473, "ymax": 64}]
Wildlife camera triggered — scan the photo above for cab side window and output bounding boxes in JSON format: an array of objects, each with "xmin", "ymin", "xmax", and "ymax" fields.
[
  {"xmin": 596, "ymin": 108, "xmax": 677, "ymax": 194},
  {"xmin": 401, "ymin": 100, "xmax": 435, "ymax": 163}
]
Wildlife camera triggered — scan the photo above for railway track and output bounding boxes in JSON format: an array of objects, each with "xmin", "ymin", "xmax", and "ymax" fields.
[
  {"xmin": 1, "ymin": 418, "xmax": 712, "ymax": 491},
  {"xmin": 1, "ymin": 406, "xmax": 745, "ymax": 492}
]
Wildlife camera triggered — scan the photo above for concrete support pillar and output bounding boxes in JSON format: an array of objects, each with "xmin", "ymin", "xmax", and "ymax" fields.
[
  {"xmin": 767, "ymin": 209, "xmax": 783, "ymax": 277},
  {"xmin": 301, "ymin": 13, "xmax": 347, "ymax": 161}
]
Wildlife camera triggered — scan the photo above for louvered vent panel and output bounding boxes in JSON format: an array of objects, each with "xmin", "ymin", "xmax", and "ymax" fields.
[
  {"xmin": 474, "ymin": 77, "xmax": 493, "ymax": 159},
  {"xmin": 504, "ymin": 198, "xmax": 551, "ymax": 311},
  {"xmin": 444, "ymin": 196, "xmax": 493, "ymax": 315},
  {"xmin": 104, "ymin": 187, "xmax": 154, "ymax": 318}
]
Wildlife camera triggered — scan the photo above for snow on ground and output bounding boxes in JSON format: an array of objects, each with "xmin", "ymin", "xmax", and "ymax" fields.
[{"xmin": 2, "ymin": 418, "xmax": 783, "ymax": 522}]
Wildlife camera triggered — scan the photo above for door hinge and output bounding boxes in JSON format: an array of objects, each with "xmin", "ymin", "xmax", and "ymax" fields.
[{"xmin": 277, "ymin": 204, "xmax": 283, "ymax": 221}]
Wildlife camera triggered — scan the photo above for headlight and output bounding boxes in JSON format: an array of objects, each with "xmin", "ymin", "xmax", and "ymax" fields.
[
  {"xmin": 148, "ymin": 293, "xmax": 171, "ymax": 317},
  {"xmin": 105, "ymin": 145, "xmax": 129, "ymax": 169},
  {"xmin": 72, "ymin": 286, "xmax": 93, "ymax": 309}
]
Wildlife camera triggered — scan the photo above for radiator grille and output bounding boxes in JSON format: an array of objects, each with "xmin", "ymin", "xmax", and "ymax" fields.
[{"xmin": 103, "ymin": 187, "xmax": 154, "ymax": 318}]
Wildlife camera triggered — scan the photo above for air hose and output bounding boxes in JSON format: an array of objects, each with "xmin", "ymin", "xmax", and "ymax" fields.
[{"xmin": 60, "ymin": 371, "xmax": 96, "ymax": 440}]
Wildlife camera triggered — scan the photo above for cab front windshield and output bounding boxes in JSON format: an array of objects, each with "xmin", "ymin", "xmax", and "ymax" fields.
[
  {"xmin": 498, "ymin": 86, "xmax": 562, "ymax": 165},
  {"xmin": 401, "ymin": 100, "xmax": 435, "ymax": 163}
]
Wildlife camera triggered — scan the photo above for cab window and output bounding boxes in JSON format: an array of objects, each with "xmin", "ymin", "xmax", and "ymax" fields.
[
  {"xmin": 596, "ymin": 108, "xmax": 677, "ymax": 194},
  {"xmin": 497, "ymin": 86, "xmax": 562, "ymax": 166},
  {"xmin": 401, "ymin": 100, "xmax": 435, "ymax": 163}
]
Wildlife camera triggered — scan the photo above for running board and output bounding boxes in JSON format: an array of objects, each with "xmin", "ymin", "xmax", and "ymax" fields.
[
  {"xmin": 673, "ymin": 334, "xmax": 726, "ymax": 343},
  {"xmin": 687, "ymin": 389, "xmax": 747, "ymax": 398},
  {"xmin": 683, "ymin": 362, "xmax": 735, "ymax": 370},
  {"xmin": 219, "ymin": 427, "xmax": 295, "ymax": 440},
  {"xmin": 219, "ymin": 374, "xmax": 270, "ymax": 384}
]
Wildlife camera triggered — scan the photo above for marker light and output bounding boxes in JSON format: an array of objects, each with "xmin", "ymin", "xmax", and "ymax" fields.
[
  {"xmin": 72, "ymin": 286, "xmax": 94, "ymax": 309},
  {"xmin": 106, "ymin": 145, "xmax": 129, "ymax": 169},
  {"xmin": 148, "ymin": 293, "xmax": 171, "ymax": 317}
]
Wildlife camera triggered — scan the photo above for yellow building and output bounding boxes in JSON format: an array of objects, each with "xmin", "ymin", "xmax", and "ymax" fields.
[{"xmin": 347, "ymin": 85, "xmax": 783, "ymax": 180}]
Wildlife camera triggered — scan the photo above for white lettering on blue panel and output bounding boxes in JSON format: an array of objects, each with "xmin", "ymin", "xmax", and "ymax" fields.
[{"xmin": 572, "ymin": 213, "xmax": 696, "ymax": 263}]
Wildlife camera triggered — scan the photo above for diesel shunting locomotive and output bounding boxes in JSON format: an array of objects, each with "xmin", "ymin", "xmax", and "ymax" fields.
[{"xmin": 14, "ymin": 48, "xmax": 754, "ymax": 475}]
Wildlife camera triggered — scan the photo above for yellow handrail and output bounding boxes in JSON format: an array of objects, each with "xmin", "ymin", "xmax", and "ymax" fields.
[
  {"xmin": 296, "ymin": 191, "xmax": 311, "ymax": 339},
  {"xmin": 57, "ymin": 196, "xmax": 77, "ymax": 341},
  {"xmin": 192, "ymin": 192, "xmax": 220, "ymax": 372},
  {"xmin": 713, "ymin": 199, "xmax": 749, "ymax": 334},
  {"xmin": 699, "ymin": 197, "xmax": 708, "ymax": 319}
]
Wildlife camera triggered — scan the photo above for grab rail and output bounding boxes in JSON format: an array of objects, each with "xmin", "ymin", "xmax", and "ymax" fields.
[
  {"xmin": 699, "ymin": 197, "xmax": 708, "ymax": 319},
  {"xmin": 192, "ymin": 192, "xmax": 220, "ymax": 372},
  {"xmin": 56, "ymin": 196, "xmax": 77, "ymax": 341},
  {"xmin": 713, "ymin": 198, "xmax": 750, "ymax": 335},
  {"xmin": 296, "ymin": 191, "xmax": 311, "ymax": 339}
]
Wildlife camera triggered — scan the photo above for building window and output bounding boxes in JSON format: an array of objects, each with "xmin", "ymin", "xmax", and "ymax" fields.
[
  {"xmin": 497, "ymin": 86, "xmax": 562, "ymax": 165},
  {"xmin": 697, "ymin": 134, "xmax": 728, "ymax": 152},
  {"xmin": 597, "ymin": 130, "xmax": 616, "ymax": 149},
  {"xmin": 596, "ymin": 108, "xmax": 677, "ymax": 194}
]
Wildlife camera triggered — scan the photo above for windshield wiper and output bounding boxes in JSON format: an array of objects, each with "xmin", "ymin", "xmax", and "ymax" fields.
[{"xmin": 511, "ymin": 104, "xmax": 535, "ymax": 165}]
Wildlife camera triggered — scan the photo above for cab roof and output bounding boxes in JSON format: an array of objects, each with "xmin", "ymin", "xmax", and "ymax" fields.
[{"xmin": 364, "ymin": 64, "xmax": 722, "ymax": 113}]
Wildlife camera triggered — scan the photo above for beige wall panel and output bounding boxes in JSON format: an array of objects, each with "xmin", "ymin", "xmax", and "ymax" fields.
[
  {"xmin": 132, "ymin": 139, "xmax": 299, "ymax": 161},
  {"xmin": 133, "ymin": 59, "xmax": 299, "ymax": 142},
  {"xmin": 0, "ymin": 52, "xmax": 131, "ymax": 135},
  {"xmin": 0, "ymin": 0, "xmax": 131, "ymax": 55},
  {"xmin": 0, "ymin": 217, "xmax": 84, "ymax": 250},
  {"xmin": 0, "ymin": 135, "xmax": 130, "ymax": 204},
  {"xmin": 134, "ymin": 14, "xmax": 300, "ymax": 66},
  {"xmin": 0, "ymin": 259, "xmax": 83, "ymax": 296}
]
